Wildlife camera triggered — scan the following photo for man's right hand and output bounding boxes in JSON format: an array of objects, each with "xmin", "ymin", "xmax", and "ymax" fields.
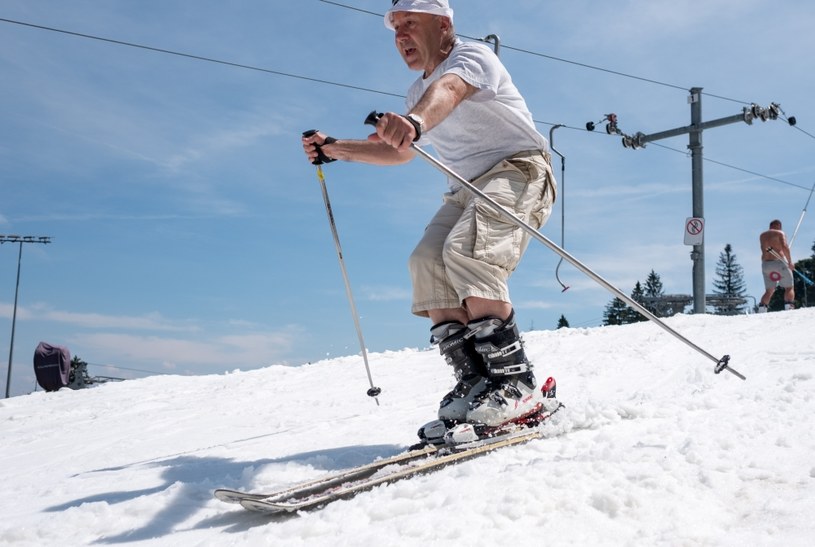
[
  {"xmin": 302, "ymin": 130, "xmax": 336, "ymax": 165},
  {"xmin": 367, "ymin": 112, "xmax": 417, "ymax": 152}
]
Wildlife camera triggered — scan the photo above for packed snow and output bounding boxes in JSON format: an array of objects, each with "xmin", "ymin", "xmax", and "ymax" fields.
[{"xmin": 1, "ymin": 309, "xmax": 813, "ymax": 546}]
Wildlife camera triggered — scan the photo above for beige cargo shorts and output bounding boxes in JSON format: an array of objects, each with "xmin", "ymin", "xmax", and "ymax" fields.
[{"xmin": 408, "ymin": 151, "xmax": 556, "ymax": 317}]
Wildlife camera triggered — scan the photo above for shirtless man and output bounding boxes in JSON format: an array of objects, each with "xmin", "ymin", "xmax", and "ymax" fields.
[{"xmin": 758, "ymin": 219, "xmax": 795, "ymax": 312}]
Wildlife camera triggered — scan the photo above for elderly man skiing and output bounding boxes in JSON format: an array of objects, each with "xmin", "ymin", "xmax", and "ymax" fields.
[{"xmin": 302, "ymin": 0, "xmax": 558, "ymax": 441}]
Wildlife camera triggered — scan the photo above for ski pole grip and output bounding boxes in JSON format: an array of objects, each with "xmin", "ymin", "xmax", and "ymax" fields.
[
  {"xmin": 302, "ymin": 129, "xmax": 336, "ymax": 165},
  {"xmin": 364, "ymin": 111, "xmax": 384, "ymax": 127}
]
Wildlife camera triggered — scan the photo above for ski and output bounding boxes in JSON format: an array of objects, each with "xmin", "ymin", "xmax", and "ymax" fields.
[
  {"xmin": 237, "ymin": 415, "xmax": 562, "ymax": 514},
  {"xmin": 213, "ymin": 443, "xmax": 439, "ymax": 505},
  {"xmin": 218, "ymin": 402, "xmax": 563, "ymax": 514}
]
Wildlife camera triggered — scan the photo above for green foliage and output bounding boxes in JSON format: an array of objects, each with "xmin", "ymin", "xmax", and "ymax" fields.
[
  {"xmin": 603, "ymin": 276, "xmax": 659, "ymax": 325},
  {"xmin": 629, "ymin": 281, "xmax": 647, "ymax": 323},
  {"xmin": 603, "ymin": 297, "xmax": 629, "ymax": 325},
  {"xmin": 643, "ymin": 269, "xmax": 667, "ymax": 317},
  {"xmin": 556, "ymin": 314, "xmax": 570, "ymax": 329},
  {"xmin": 712, "ymin": 244, "xmax": 747, "ymax": 315},
  {"xmin": 792, "ymin": 242, "xmax": 814, "ymax": 308},
  {"xmin": 644, "ymin": 270, "xmax": 664, "ymax": 298}
]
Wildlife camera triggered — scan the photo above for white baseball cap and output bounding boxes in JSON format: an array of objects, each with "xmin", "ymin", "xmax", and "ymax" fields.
[{"xmin": 384, "ymin": 0, "xmax": 454, "ymax": 30}]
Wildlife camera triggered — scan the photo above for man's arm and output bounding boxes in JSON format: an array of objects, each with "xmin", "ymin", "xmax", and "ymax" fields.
[
  {"xmin": 302, "ymin": 132, "xmax": 414, "ymax": 166},
  {"xmin": 410, "ymin": 73, "xmax": 477, "ymax": 132},
  {"xmin": 781, "ymin": 232, "xmax": 794, "ymax": 266},
  {"xmin": 371, "ymin": 73, "xmax": 478, "ymax": 152}
]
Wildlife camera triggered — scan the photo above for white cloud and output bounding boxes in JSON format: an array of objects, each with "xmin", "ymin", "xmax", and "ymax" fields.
[
  {"xmin": 361, "ymin": 285, "xmax": 411, "ymax": 302},
  {"xmin": 74, "ymin": 329, "xmax": 300, "ymax": 371}
]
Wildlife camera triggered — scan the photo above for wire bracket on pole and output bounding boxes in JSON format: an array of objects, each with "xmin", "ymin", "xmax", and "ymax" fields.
[
  {"xmin": 302, "ymin": 130, "xmax": 382, "ymax": 404},
  {"xmin": 364, "ymin": 112, "xmax": 745, "ymax": 381},
  {"xmin": 587, "ymin": 101, "xmax": 797, "ymax": 150},
  {"xmin": 549, "ymin": 124, "xmax": 569, "ymax": 292},
  {"xmin": 482, "ymin": 34, "xmax": 500, "ymax": 56}
]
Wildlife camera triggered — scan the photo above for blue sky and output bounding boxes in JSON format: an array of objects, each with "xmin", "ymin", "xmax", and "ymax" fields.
[{"xmin": 2, "ymin": 0, "xmax": 814, "ymax": 396}]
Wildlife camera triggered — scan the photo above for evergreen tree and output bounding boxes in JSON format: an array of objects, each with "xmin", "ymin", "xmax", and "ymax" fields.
[
  {"xmin": 643, "ymin": 270, "xmax": 666, "ymax": 316},
  {"xmin": 712, "ymin": 244, "xmax": 747, "ymax": 315},
  {"xmin": 628, "ymin": 281, "xmax": 647, "ymax": 323},
  {"xmin": 792, "ymin": 239, "xmax": 815, "ymax": 309},
  {"xmin": 603, "ymin": 297, "xmax": 628, "ymax": 325},
  {"xmin": 603, "ymin": 281, "xmax": 649, "ymax": 325},
  {"xmin": 556, "ymin": 315, "xmax": 570, "ymax": 329}
]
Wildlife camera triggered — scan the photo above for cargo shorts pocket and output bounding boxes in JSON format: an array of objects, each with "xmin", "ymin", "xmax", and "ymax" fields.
[
  {"xmin": 507, "ymin": 157, "xmax": 556, "ymax": 230},
  {"xmin": 471, "ymin": 177, "xmax": 529, "ymax": 272}
]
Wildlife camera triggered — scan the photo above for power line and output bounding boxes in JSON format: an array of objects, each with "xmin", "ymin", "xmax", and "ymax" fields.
[
  {"xmin": 86, "ymin": 361, "xmax": 174, "ymax": 376},
  {"xmin": 536, "ymin": 123, "xmax": 814, "ymax": 192},
  {"xmin": 319, "ymin": 0, "xmax": 756, "ymax": 106},
  {"xmin": 649, "ymin": 142, "xmax": 813, "ymax": 192},
  {"xmin": 0, "ymin": 15, "xmax": 810, "ymax": 193},
  {"xmin": 0, "ymin": 17, "xmax": 404, "ymax": 99},
  {"xmin": 320, "ymin": 1, "xmax": 814, "ymax": 148}
]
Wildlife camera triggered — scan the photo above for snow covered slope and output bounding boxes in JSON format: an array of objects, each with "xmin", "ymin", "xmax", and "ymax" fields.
[{"xmin": 1, "ymin": 309, "xmax": 813, "ymax": 546}]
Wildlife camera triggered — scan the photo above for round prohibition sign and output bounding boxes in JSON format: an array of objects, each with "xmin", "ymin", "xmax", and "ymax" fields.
[{"xmin": 686, "ymin": 218, "xmax": 704, "ymax": 236}]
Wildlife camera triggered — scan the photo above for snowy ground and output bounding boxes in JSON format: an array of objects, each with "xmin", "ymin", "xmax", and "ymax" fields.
[{"xmin": 1, "ymin": 309, "xmax": 813, "ymax": 546}]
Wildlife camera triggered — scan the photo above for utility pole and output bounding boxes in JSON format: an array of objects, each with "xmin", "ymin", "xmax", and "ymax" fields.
[
  {"xmin": 1, "ymin": 235, "xmax": 52, "ymax": 398},
  {"xmin": 689, "ymin": 88, "xmax": 705, "ymax": 314},
  {"xmin": 591, "ymin": 89, "xmax": 795, "ymax": 313}
]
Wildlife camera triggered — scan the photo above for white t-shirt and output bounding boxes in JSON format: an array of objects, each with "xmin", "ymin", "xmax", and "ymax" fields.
[{"xmin": 406, "ymin": 39, "xmax": 548, "ymax": 189}]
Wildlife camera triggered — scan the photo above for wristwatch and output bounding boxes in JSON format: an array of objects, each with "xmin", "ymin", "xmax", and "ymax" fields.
[{"xmin": 404, "ymin": 113, "xmax": 425, "ymax": 141}]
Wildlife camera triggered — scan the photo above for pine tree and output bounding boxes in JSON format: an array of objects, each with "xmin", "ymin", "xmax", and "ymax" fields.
[
  {"xmin": 603, "ymin": 297, "xmax": 629, "ymax": 325},
  {"xmin": 627, "ymin": 281, "xmax": 647, "ymax": 323},
  {"xmin": 604, "ymin": 281, "xmax": 649, "ymax": 325},
  {"xmin": 643, "ymin": 270, "xmax": 666, "ymax": 316},
  {"xmin": 792, "ymin": 239, "xmax": 815, "ymax": 308},
  {"xmin": 712, "ymin": 244, "xmax": 747, "ymax": 315},
  {"xmin": 556, "ymin": 315, "xmax": 570, "ymax": 329}
]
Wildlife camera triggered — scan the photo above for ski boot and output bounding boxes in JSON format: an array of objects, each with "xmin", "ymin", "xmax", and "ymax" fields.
[
  {"xmin": 417, "ymin": 321, "xmax": 488, "ymax": 445},
  {"xmin": 464, "ymin": 310, "xmax": 556, "ymax": 428}
]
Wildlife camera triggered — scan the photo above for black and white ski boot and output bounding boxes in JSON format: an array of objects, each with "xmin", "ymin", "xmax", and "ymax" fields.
[
  {"xmin": 465, "ymin": 310, "xmax": 557, "ymax": 428},
  {"xmin": 417, "ymin": 321, "xmax": 488, "ymax": 444},
  {"xmin": 432, "ymin": 320, "xmax": 489, "ymax": 424}
]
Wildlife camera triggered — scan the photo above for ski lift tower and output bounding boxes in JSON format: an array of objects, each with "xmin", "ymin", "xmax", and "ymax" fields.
[{"xmin": 603, "ymin": 88, "xmax": 795, "ymax": 313}]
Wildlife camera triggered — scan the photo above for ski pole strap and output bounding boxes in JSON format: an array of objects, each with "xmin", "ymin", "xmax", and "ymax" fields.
[{"xmin": 302, "ymin": 129, "xmax": 337, "ymax": 165}]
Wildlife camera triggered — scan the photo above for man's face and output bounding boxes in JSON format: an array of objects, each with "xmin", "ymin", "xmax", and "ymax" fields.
[{"xmin": 390, "ymin": 11, "xmax": 446, "ymax": 73}]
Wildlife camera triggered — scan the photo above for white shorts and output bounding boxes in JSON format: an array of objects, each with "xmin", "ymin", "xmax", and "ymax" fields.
[{"xmin": 762, "ymin": 260, "xmax": 793, "ymax": 289}]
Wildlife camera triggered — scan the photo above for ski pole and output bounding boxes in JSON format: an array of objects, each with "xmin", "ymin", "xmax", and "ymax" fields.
[
  {"xmin": 303, "ymin": 130, "xmax": 382, "ymax": 404},
  {"xmin": 363, "ymin": 112, "xmax": 745, "ymax": 381},
  {"xmin": 766, "ymin": 247, "xmax": 814, "ymax": 286}
]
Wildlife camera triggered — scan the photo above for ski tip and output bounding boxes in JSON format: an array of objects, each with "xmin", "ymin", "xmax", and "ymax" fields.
[
  {"xmin": 240, "ymin": 498, "xmax": 291, "ymax": 515},
  {"xmin": 213, "ymin": 488, "xmax": 267, "ymax": 504}
]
